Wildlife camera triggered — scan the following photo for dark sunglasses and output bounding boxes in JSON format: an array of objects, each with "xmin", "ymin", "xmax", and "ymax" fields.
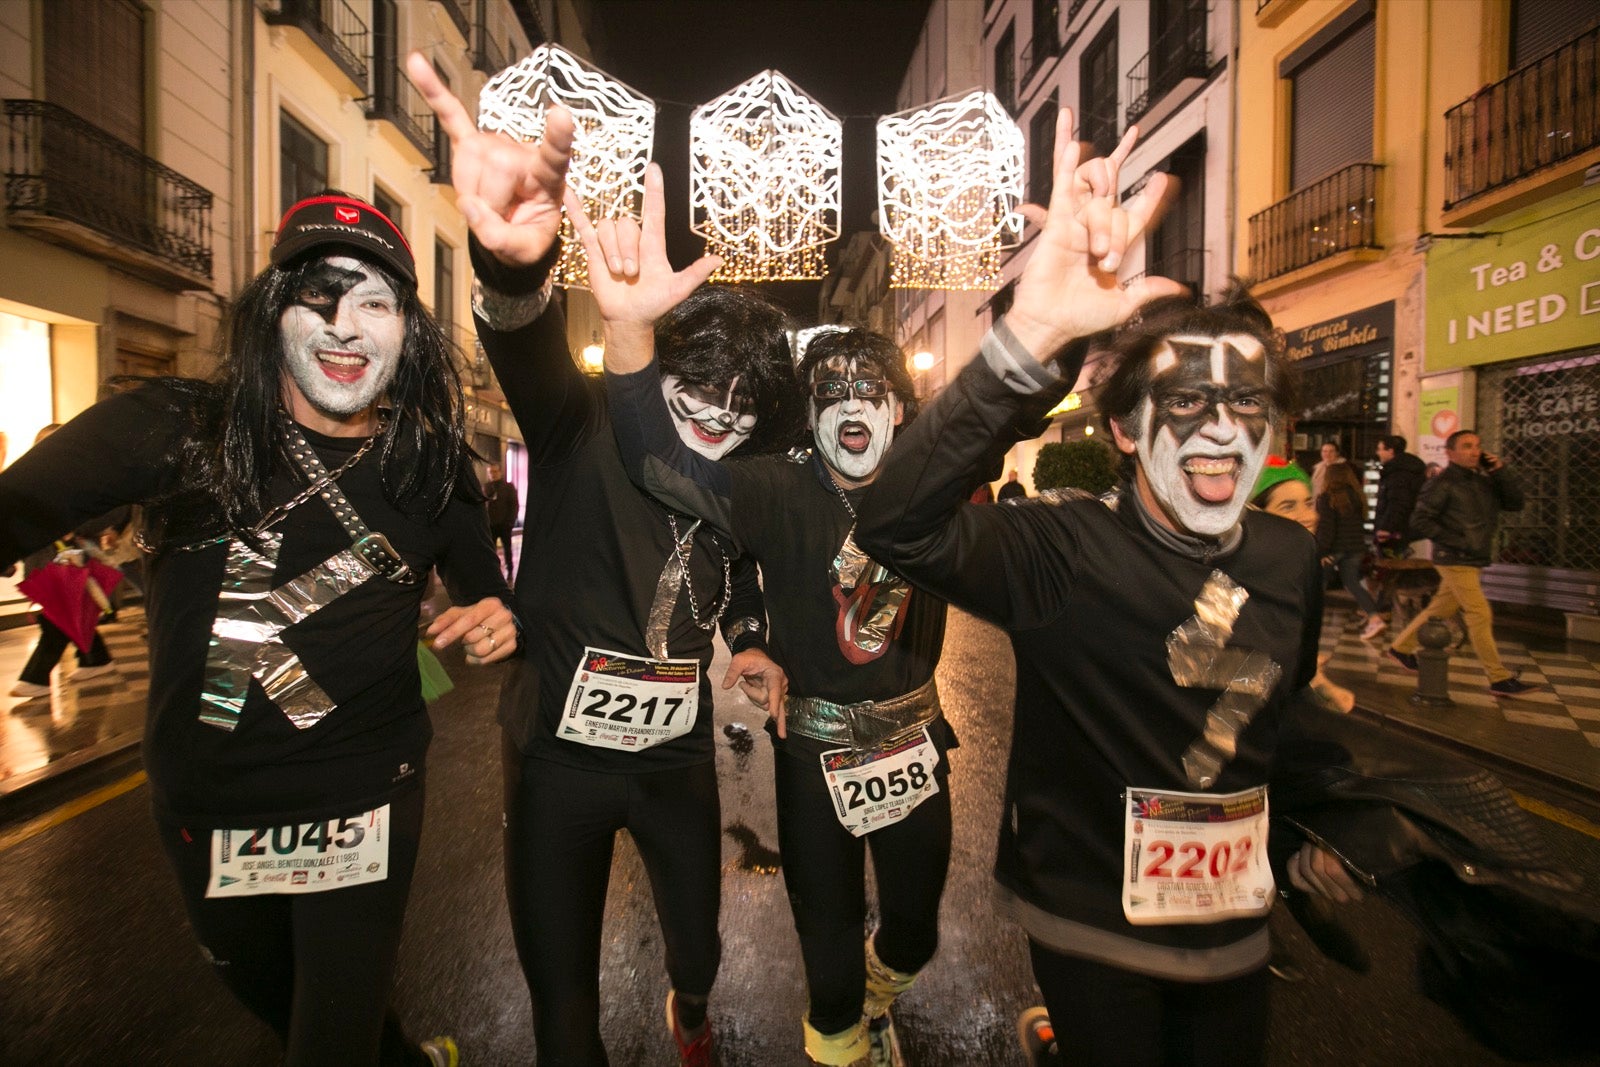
[{"xmin": 811, "ymin": 378, "xmax": 890, "ymax": 401}]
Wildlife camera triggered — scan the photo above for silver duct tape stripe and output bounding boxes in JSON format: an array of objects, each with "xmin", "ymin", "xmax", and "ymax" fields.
[
  {"xmin": 645, "ymin": 553, "xmax": 684, "ymax": 660},
  {"xmin": 784, "ymin": 678, "xmax": 940, "ymax": 751},
  {"xmin": 832, "ymin": 526, "xmax": 911, "ymax": 658},
  {"xmin": 200, "ymin": 538, "xmax": 378, "ymax": 732},
  {"xmin": 832, "ymin": 528, "xmax": 873, "ymax": 591},
  {"xmin": 1168, "ymin": 570, "xmax": 1284, "ymax": 790}
]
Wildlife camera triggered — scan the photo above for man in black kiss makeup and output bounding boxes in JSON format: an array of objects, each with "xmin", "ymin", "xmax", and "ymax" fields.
[
  {"xmin": 854, "ymin": 112, "xmax": 1362, "ymax": 1066},
  {"xmin": 0, "ymin": 190, "xmax": 518, "ymax": 1066}
]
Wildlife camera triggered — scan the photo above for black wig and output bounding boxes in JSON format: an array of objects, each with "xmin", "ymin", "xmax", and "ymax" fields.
[{"xmin": 796, "ymin": 327, "xmax": 920, "ymax": 429}]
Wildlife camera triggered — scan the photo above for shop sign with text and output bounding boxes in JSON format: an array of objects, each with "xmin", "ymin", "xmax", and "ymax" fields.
[
  {"xmin": 1425, "ymin": 184, "xmax": 1600, "ymax": 371},
  {"xmin": 1285, "ymin": 302, "xmax": 1393, "ymax": 363}
]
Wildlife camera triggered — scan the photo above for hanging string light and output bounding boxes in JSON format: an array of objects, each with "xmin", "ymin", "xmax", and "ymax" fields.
[
  {"xmin": 690, "ymin": 70, "xmax": 841, "ymax": 282},
  {"xmin": 478, "ymin": 43, "xmax": 656, "ymax": 289},
  {"xmin": 876, "ymin": 89, "xmax": 1024, "ymax": 291}
]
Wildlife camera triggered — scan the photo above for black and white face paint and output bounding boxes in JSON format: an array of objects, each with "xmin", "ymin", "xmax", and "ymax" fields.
[
  {"xmin": 1134, "ymin": 333, "xmax": 1273, "ymax": 538},
  {"xmin": 808, "ymin": 354, "xmax": 901, "ymax": 486},
  {"xmin": 661, "ymin": 374, "xmax": 757, "ymax": 460},
  {"xmin": 279, "ymin": 256, "xmax": 403, "ymax": 420}
]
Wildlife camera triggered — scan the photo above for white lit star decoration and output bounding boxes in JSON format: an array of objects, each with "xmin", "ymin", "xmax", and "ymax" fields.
[
  {"xmin": 478, "ymin": 44, "xmax": 656, "ymax": 289},
  {"xmin": 690, "ymin": 71, "xmax": 841, "ymax": 282},
  {"xmin": 877, "ymin": 90, "xmax": 1024, "ymax": 290}
]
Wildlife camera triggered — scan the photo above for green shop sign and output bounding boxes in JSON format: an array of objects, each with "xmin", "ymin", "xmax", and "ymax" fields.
[{"xmin": 1425, "ymin": 183, "xmax": 1600, "ymax": 371}]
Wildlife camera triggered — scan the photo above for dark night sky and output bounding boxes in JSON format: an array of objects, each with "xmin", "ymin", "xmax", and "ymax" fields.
[{"xmin": 586, "ymin": 0, "xmax": 933, "ymax": 318}]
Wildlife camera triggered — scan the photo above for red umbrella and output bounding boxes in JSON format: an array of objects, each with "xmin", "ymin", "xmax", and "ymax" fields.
[{"xmin": 18, "ymin": 558, "xmax": 123, "ymax": 653}]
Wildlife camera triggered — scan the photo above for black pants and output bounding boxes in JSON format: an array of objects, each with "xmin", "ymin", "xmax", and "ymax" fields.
[
  {"xmin": 1028, "ymin": 941, "xmax": 1271, "ymax": 1067},
  {"xmin": 490, "ymin": 524, "xmax": 515, "ymax": 578},
  {"xmin": 18, "ymin": 615, "xmax": 111, "ymax": 685},
  {"xmin": 772, "ymin": 735, "xmax": 952, "ymax": 1036},
  {"xmin": 159, "ymin": 782, "xmax": 427, "ymax": 1067},
  {"xmin": 502, "ymin": 738, "xmax": 722, "ymax": 1066}
]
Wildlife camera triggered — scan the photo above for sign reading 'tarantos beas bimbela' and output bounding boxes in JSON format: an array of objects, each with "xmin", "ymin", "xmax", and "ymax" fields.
[{"xmin": 1425, "ymin": 184, "xmax": 1600, "ymax": 372}]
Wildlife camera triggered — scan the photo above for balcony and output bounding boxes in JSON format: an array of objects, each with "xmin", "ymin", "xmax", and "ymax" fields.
[
  {"xmin": 1125, "ymin": 8, "xmax": 1211, "ymax": 127},
  {"xmin": 1021, "ymin": 34, "xmax": 1060, "ymax": 81},
  {"xmin": 366, "ymin": 64, "xmax": 438, "ymax": 163},
  {"xmin": 262, "ymin": 0, "xmax": 370, "ymax": 90},
  {"xmin": 1443, "ymin": 24, "xmax": 1598, "ymax": 214},
  {"xmin": 1128, "ymin": 246, "xmax": 1207, "ymax": 294},
  {"xmin": 2, "ymin": 100, "xmax": 213, "ymax": 288},
  {"xmin": 472, "ymin": 0, "xmax": 514, "ymax": 76},
  {"xmin": 1248, "ymin": 162, "xmax": 1382, "ymax": 282},
  {"xmin": 435, "ymin": 0, "xmax": 470, "ymax": 42}
]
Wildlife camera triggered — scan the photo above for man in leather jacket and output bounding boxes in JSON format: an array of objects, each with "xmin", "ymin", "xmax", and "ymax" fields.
[{"xmin": 1385, "ymin": 430, "xmax": 1535, "ymax": 695}]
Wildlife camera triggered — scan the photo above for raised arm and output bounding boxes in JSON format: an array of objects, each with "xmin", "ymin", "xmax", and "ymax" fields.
[{"xmin": 855, "ymin": 111, "xmax": 1182, "ymax": 621}]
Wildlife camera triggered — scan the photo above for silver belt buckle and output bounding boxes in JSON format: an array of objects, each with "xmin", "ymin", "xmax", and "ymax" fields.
[{"xmin": 353, "ymin": 531, "xmax": 418, "ymax": 584}]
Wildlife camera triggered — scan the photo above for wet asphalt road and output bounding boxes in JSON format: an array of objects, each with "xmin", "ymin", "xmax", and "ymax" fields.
[{"xmin": 2, "ymin": 609, "xmax": 1598, "ymax": 1065}]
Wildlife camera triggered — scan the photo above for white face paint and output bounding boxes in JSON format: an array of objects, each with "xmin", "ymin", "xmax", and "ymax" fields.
[
  {"xmin": 661, "ymin": 374, "xmax": 757, "ymax": 460},
  {"xmin": 279, "ymin": 256, "xmax": 404, "ymax": 427},
  {"xmin": 1127, "ymin": 333, "xmax": 1273, "ymax": 538},
  {"xmin": 808, "ymin": 354, "xmax": 902, "ymax": 487}
]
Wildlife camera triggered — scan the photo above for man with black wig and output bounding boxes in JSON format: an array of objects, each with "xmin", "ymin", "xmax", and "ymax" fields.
[
  {"xmin": 409, "ymin": 56, "xmax": 796, "ymax": 1065},
  {"xmin": 0, "ymin": 190, "xmax": 519, "ymax": 1065},
  {"xmin": 852, "ymin": 112, "xmax": 1360, "ymax": 1066}
]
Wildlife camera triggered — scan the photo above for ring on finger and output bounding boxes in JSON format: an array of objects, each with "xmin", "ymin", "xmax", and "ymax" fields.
[{"xmin": 487, "ymin": 635, "xmax": 497, "ymax": 652}]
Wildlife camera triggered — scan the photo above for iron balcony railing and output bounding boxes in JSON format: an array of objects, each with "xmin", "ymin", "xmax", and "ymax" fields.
[
  {"xmin": 1127, "ymin": 246, "xmax": 1207, "ymax": 293},
  {"xmin": 367, "ymin": 64, "xmax": 437, "ymax": 162},
  {"xmin": 1443, "ymin": 23, "xmax": 1598, "ymax": 209},
  {"xmin": 262, "ymin": 0, "xmax": 370, "ymax": 88},
  {"xmin": 1248, "ymin": 162, "xmax": 1382, "ymax": 281},
  {"xmin": 1125, "ymin": 8, "xmax": 1210, "ymax": 125},
  {"xmin": 436, "ymin": 0, "xmax": 470, "ymax": 41},
  {"xmin": 3, "ymin": 99, "xmax": 213, "ymax": 281}
]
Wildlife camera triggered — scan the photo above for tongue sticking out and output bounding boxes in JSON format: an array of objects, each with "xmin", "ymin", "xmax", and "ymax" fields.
[{"xmin": 1185, "ymin": 458, "xmax": 1239, "ymax": 503}]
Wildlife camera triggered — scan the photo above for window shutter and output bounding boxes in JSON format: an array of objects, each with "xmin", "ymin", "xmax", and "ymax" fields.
[
  {"xmin": 1511, "ymin": 0, "xmax": 1600, "ymax": 68},
  {"xmin": 1289, "ymin": 14, "xmax": 1375, "ymax": 189}
]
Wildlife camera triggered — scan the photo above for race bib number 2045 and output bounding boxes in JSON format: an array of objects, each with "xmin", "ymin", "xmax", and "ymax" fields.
[{"xmin": 207, "ymin": 804, "xmax": 389, "ymax": 898}]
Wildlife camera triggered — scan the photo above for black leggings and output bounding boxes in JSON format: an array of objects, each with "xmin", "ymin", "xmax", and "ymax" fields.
[
  {"xmin": 1028, "ymin": 940, "xmax": 1271, "ymax": 1067},
  {"xmin": 159, "ymin": 781, "xmax": 427, "ymax": 1067},
  {"xmin": 772, "ymin": 735, "xmax": 952, "ymax": 1036},
  {"xmin": 19, "ymin": 615, "xmax": 111, "ymax": 685},
  {"xmin": 502, "ymin": 738, "xmax": 723, "ymax": 1066}
]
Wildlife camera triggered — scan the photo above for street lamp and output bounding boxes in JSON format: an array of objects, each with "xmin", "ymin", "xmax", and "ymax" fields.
[
  {"xmin": 912, "ymin": 350, "xmax": 935, "ymax": 372},
  {"xmin": 581, "ymin": 338, "xmax": 605, "ymax": 373}
]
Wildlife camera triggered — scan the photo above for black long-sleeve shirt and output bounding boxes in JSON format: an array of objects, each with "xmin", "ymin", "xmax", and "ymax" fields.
[
  {"xmin": 855, "ymin": 326, "xmax": 1324, "ymax": 979},
  {"xmin": 473, "ymin": 262, "xmax": 768, "ymax": 771},
  {"xmin": 0, "ymin": 383, "xmax": 512, "ymax": 826}
]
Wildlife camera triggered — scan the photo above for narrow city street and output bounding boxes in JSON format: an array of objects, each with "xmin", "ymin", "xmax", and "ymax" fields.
[{"xmin": 3, "ymin": 608, "xmax": 1598, "ymax": 1065}]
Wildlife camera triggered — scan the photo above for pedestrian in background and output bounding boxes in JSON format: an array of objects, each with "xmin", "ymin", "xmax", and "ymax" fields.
[
  {"xmin": 1317, "ymin": 462, "xmax": 1383, "ymax": 638},
  {"xmin": 997, "ymin": 469, "xmax": 1026, "ymax": 500},
  {"xmin": 1373, "ymin": 435, "xmax": 1426, "ymax": 557},
  {"xmin": 1386, "ymin": 430, "xmax": 1537, "ymax": 696},
  {"xmin": 483, "ymin": 463, "xmax": 518, "ymax": 580},
  {"xmin": 1311, "ymin": 438, "xmax": 1348, "ymax": 497}
]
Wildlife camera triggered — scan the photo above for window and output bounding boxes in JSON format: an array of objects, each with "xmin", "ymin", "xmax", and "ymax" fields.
[
  {"xmin": 432, "ymin": 61, "xmax": 454, "ymax": 182},
  {"xmin": 1511, "ymin": 0, "xmax": 1600, "ymax": 68},
  {"xmin": 372, "ymin": 185, "xmax": 404, "ymax": 233},
  {"xmin": 1032, "ymin": 0, "xmax": 1060, "ymax": 64},
  {"xmin": 1028, "ymin": 94, "xmax": 1059, "ymax": 206},
  {"xmin": 995, "ymin": 25, "xmax": 1017, "ymax": 116},
  {"xmin": 1285, "ymin": 5, "xmax": 1375, "ymax": 189},
  {"xmin": 1145, "ymin": 135, "xmax": 1206, "ymax": 294},
  {"xmin": 372, "ymin": 0, "xmax": 398, "ymax": 108},
  {"xmin": 44, "ymin": 0, "xmax": 145, "ymax": 148},
  {"xmin": 435, "ymin": 237, "xmax": 456, "ymax": 340},
  {"xmin": 1079, "ymin": 17, "xmax": 1119, "ymax": 158},
  {"xmin": 280, "ymin": 113, "xmax": 329, "ymax": 216}
]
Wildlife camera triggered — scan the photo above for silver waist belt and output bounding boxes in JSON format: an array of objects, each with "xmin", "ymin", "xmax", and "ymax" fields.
[{"xmin": 784, "ymin": 678, "xmax": 940, "ymax": 750}]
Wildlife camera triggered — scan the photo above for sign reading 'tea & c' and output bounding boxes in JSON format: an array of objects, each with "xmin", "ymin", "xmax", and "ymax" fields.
[{"xmin": 1425, "ymin": 184, "xmax": 1600, "ymax": 372}]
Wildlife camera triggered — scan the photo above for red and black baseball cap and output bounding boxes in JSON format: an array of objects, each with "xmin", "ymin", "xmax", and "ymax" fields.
[{"xmin": 270, "ymin": 193, "xmax": 416, "ymax": 284}]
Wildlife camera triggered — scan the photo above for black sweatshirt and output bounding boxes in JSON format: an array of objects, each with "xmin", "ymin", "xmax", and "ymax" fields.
[{"xmin": 0, "ymin": 382, "xmax": 512, "ymax": 826}]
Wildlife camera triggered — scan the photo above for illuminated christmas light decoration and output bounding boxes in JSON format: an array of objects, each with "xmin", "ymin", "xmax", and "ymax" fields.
[
  {"xmin": 478, "ymin": 43, "xmax": 656, "ymax": 289},
  {"xmin": 690, "ymin": 71, "xmax": 841, "ymax": 282},
  {"xmin": 876, "ymin": 90, "xmax": 1024, "ymax": 291}
]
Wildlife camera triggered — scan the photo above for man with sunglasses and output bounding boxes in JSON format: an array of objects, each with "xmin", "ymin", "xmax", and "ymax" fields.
[{"xmin": 566, "ymin": 171, "xmax": 1051, "ymax": 1067}]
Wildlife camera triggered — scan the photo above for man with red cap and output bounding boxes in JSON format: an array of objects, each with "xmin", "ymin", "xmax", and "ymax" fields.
[{"xmin": 0, "ymin": 189, "xmax": 517, "ymax": 1066}]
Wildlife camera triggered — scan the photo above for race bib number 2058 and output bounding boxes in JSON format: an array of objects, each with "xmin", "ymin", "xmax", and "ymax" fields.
[
  {"xmin": 819, "ymin": 729, "xmax": 940, "ymax": 838},
  {"xmin": 207, "ymin": 804, "xmax": 389, "ymax": 898}
]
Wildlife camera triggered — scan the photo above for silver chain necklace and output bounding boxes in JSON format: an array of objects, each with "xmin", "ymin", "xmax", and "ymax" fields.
[
  {"xmin": 824, "ymin": 469, "xmax": 858, "ymax": 519},
  {"xmin": 667, "ymin": 513, "xmax": 733, "ymax": 631}
]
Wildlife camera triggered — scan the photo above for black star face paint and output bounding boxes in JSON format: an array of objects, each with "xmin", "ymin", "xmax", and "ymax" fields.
[
  {"xmin": 661, "ymin": 374, "xmax": 757, "ymax": 459},
  {"xmin": 279, "ymin": 255, "xmax": 404, "ymax": 422},
  {"xmin": 1134, "ymin": 333, "xmax": 1273, "ymax": 537},
  {"xmin": 809, "ymin": 354, "xmax": 901, "ymax": 485}
]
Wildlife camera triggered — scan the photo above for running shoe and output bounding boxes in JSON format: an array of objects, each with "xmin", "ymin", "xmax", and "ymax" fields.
[
  {"xmin": 1017, "ymin": 1006, "xmax": 1060, "ymax": 1066},
  {"xmin": 74, "ymin": 663, "xmax": 117, "ymax": 681},
  {"xmin": 866, "ymin": 1012, "xmax": 904, "ymax": 1067},
  {"xmin": 420, "ymin": 1035, "xmax": 458, "ymax": 1067},
  {"xmin": 1489, "ymin": 675, "xmax": 1541, "ymax": 697},
  {"xmin": 1360, "ymin": 614, "xmax": 1388, "ymax": 640},
  {"xmin": 666, "ymin": 989, "xmax": 715, "ymax": 1066},
  {"xmin": 10, "ymin": 680, "xmax": 50, "ymax": 698}
]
